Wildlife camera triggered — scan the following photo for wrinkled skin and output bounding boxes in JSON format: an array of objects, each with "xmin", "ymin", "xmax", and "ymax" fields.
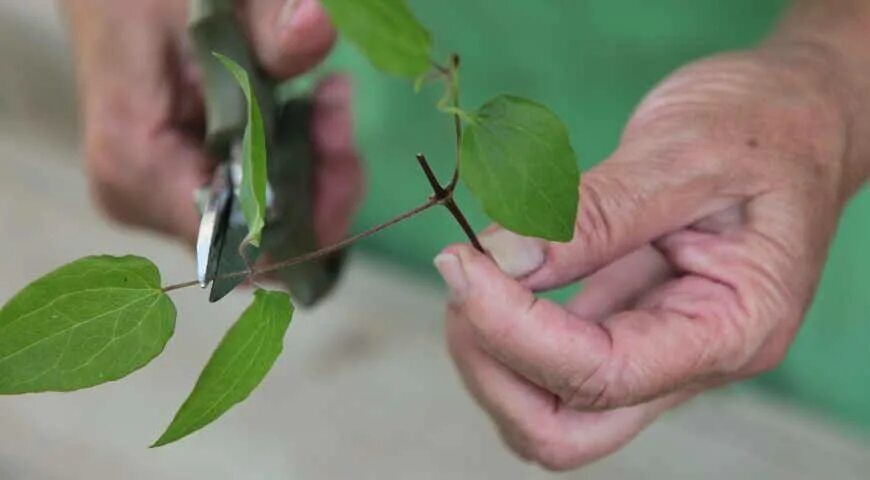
[
  {"xmin": 436, "ymin": 45, "xmax": 869, "ymax": 470},
  {"xmin": 62, "ymin": 0, "xmax": 363, "ymax": 245},
  {"xmin": 65, "ymin": 0, "xmax": 870, "ymax": 471}
]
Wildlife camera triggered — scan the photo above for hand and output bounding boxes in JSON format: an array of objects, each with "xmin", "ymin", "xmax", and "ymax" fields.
[
  {"xmin": 62, "ymin": 0, "xmax": 362, "ymax": 245},
  {"xmin": 436, "ymin": 47, "xmax": 864, "ymax": 470}
]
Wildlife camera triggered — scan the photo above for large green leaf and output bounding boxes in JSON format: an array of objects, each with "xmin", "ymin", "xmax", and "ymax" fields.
[
  {"xmin": 214, "ymin": 52, "xmax": 268, "ymax": 247},
  {"xmin": 0, "ymin": 256, "xmax": 176, "ymax": 394},
  {"xmin": 461, "ymin": 95, "xmax": 580, "ymax": 241},
  {"xmin": 153, "ymin": 289, "xmax": 294, "ymax": 447},
  {"xmin": 319, "ymin": 0, "xmax": 432, "ymax": 78}
]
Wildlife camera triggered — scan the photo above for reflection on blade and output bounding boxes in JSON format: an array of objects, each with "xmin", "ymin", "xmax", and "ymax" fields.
[
  {"xmin": 208, "ymin": 144, "xmax": 261, "ymax": 303},
  {"xmin": 195, "ymin": 163, "xmax": 233, "ymax": 289}
]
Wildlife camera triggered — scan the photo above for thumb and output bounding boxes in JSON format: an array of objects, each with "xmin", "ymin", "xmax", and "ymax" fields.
[
  {"xmin": 242, "ymin": 0, "xmax": 336, "ymax": 79},
  {"xmin": 481, "ymin": 143, "xmax": 739, "ymax": 291}
]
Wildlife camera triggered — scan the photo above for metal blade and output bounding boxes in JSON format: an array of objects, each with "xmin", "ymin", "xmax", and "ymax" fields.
[
  {"xmin": 195, "ymin": 172, "xmax": 231, "ymax": 287},
  {"xmin": 208, "ymin": 146, "xmax": 261, "ymax": 302}
]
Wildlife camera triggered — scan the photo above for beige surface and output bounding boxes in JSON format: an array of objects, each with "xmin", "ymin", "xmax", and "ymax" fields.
[
  {"xmin": 1, "ymin": 132, "xmax": 870, "ymax": 479},
  {"xmin": 1, "ymin": 3, "xmax": 869, "ymax": 479}
]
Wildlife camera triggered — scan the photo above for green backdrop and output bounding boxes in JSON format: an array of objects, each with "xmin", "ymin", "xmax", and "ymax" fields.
[{"xmin": 314, "ymin": 0, "xmax": 870, "ymax": 434}]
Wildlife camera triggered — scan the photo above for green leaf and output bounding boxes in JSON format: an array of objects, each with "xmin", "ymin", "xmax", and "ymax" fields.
[
  {"xmin": 460, "ymin": 95, "xmax": 580, "ymax": 242},
  {"xmin": 0, "ymin": 256, "xmax": 176, "ymax": 394},
  {"xmin": 153, "ymin": 289, "xmax": 294, "ymax": 447},
  {"xmin": 213, "ymin": 52, "xmax": 268, "ymax": 247},
  {"xmin": 319, "ymin": 0, "xmax": 432, "ymax": 78}
]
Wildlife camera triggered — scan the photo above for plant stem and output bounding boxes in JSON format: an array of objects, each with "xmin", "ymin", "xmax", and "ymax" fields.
[
  {"xmin": 416, "ymin": 153, "xmax": 447, "ymax": 197},
  {"xmin": 163, "ymin": 54, "xmax": 482, "ymax": 295},
  {"xmin": 446, "ymin": 54, "xmax": 463, "ymax": 190},
  {"xmin": 430, "ymin": 55, "xmax": 464, "ymax": 191},
  {"xmin": 415, "ymin": 154, "xmax": 483, "ymax": 252},
  {"xmin": 255, "ymin": 198, "xmax": 440, "ymax": 277},
  {"xmin": 443, "ymin": 198, "xmax": 483, "ymax": 252},
  {"xmin": 161, "ymin": 279, "xmax": 201, "ymax": 293},
  {"xmin": 162, "ymin": 197, "xmax": 441, "ymax": 293}
]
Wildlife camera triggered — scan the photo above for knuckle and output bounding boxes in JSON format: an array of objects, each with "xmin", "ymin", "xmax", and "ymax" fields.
[
  {"xmin": 747, "ymin": 349, "xmax": 787, "ymax": 376},
  {"xmin": 560, "ymin": 357, "xmax": 615, "ymax": 411},
  {"xmin": 555, "ymin": 324, "xmax": 618, "ymax": 410},
  {"xmin": 85, "ymin": 138, "xmax": 130, "ymax": 224},
  {"xmin": 500, "ymin": 409, "xmax": 579, "ymax": 471},
  {"xmin": 575, "ymin": 177, "xmax": 620, "ymax": 255},
  {"xmin": 653, "ymin": 278, "xmax": 761, "ymax": 378},
  {"xmin": 706, "ymin": 308, "xmax": 755, "ymax": 375},
  {"xmin": 743, "ymin": 327, "xmax": 795, "ymax": 376},
  {"xmin": 471, "ymin": 311, "xmax": 518, "ymax": 355},
  {"xmin": 265, "ymin": 20, "xmax": 336, "ymax": 77},
  {"xmin": 531, "ymin": 440, "xmax": 581, "ymax": 471},
  {"xmin": 444, "ymin": 314, "xmax": 471, "ymax": 360},
  {"xmin": 714, "ymin": 277, "xmax": 801, "ymax": 378},
  {"xmin": 83, "ymin": 120, "xmax": 156, "ymax": 228}
]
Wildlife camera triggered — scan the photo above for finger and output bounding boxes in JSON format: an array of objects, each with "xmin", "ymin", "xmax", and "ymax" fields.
[
  {"xmin": 242, "ymin": 0, "xmax": 336, "ymax": 79},
  {"xmin": 447, "ymin": 310, "xmax": 694, "ymax": 471},
  {"xmin": 445, "ymin": 312, "xmax": 557, "ymax": 460},
  {"xmin": 652, "ymin": 196, "xmax": 809, "ymax": 375},
  {"xmin": 436, "ymin": 244, "xmax": 754, "ymax": 410},
  {"xmin": 435, "ymin": 245, "xmax": 613, "ymax": 408},
  {"xmin": 478, "ymin": 231, "xmax": 674, "ymax": 320},
  {"xmin": 310, "ymin": 75, "xmax": 363, "ymax": 246},
  {"xmin": 87, "ymin": 130, "xmax": 209, "ymax": 243},
  {"xmin": 480, "ymin": 141, "xmax": 756, "ymax": 292},
  {"xmin": 565, "ymin": 245, "xmax": 672, "ymax": 320},
  {"xmin": 79, "ymin": 18, "xmax": 211, "ymax": 244}
]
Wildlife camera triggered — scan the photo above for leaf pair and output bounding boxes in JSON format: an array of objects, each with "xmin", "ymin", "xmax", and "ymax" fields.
[
  {"xmin": 0, "ymin": 256, "xmax": 294, "ymax": 446},
  {"xmin": 154, "ymin": 54, "xmax": 292, "ymax": 446},
  {"xmin": 0, "ymin": 53, "xmax": 293, "ymax": 447},
  {"xmin": 323, "ymin": 0, "xmax": 580, "ymax": 242},
  {"xmin": 0, "ymin": 0, "xmax": 585, "ymax": 452}
]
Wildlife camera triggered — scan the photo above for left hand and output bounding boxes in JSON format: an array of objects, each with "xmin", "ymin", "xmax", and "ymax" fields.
[
  {"xmin": 62, "ymin": 0, "xmax": 362, "ymax": 246},
  {"xmin": 435, "ymin": 45, "xmax": 865, "ymax": 470}
]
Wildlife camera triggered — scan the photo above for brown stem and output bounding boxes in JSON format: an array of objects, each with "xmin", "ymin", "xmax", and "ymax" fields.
[
  {"xmin": 162, "ymin": 279, "xmax": 200, "ymax": 293},
  {"xmin": 162, "ymin": 197, "xmax": 441, "ymax": 293},
  {"xmin": 415, "ymin": 153, "xmax": 483, "ymax": 253},
  {"xmin": 163, "ymin": 59, "xmax": 482, "ymax": 297},
  {"xmin": 255, "ymin": 198, "xmax": 439, "ymax": 277},
  {"xmin": 416, "ymin": 153, "xmax": 446, "ymax": 197},
  {"xmin": 444, "ymin": 198, "xmax": 483, "ymax": 252}
]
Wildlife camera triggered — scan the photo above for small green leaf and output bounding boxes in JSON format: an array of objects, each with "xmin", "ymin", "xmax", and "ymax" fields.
[
  {"xmin": 0, "ymin": 256, "xmax": 176, "ymax": 394},
  {"xmin": 153, "ymin": 289, "xmax": 294, "ymax": 447},
  {"xmin": 319, "ymin": 0, "xmax": 432, "ymax": 78},
  {"xmin": 460, "ymin": 95, "xmax": 580, "ymax": 241},
  {"xmin": 213, "ymin": 52, "xmax": 268, "ymax": 247}
]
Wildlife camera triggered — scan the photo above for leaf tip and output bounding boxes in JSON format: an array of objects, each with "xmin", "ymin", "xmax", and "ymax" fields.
[{"xmin": 149, "ymin": 438, "xmax": 167, "ymax": 449}]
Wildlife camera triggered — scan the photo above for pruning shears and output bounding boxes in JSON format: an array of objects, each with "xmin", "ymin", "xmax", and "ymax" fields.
[{"xmin": 189, "ymin": 0, "xmax": 344, "ymax": 305}]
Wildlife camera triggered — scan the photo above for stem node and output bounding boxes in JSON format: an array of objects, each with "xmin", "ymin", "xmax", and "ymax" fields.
[{"xmin": 415, "ymin": 154, "xmax": 483, "ymax": 253}]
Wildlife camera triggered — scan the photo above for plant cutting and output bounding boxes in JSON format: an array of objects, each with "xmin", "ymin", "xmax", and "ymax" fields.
[{"xmin": 0, "ymin": 0, "xmax": 581, "ymax": 446}]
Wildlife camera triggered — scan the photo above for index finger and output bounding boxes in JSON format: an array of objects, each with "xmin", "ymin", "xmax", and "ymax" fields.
[{"xmin": 436, "ymin": 244, "xmax": 749, "ymax": 410}]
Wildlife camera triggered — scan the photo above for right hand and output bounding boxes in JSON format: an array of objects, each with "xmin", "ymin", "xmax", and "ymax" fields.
[
  {"xmin": 438, "ymin": 48, "xmax": 861, "ymax": 469},
  {"xmin": 62, "ymin": 0, "xmax": 363, "ymax": 245}
]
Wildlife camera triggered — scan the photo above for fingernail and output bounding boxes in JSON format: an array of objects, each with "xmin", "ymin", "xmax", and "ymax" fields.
[
  {"xmin": 480, "ymin": 230, "xmax": 546, "ymax": 278},
  {"xmin": 434, "ymin": 253, "xmax": 469, "ymax": 302}
]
